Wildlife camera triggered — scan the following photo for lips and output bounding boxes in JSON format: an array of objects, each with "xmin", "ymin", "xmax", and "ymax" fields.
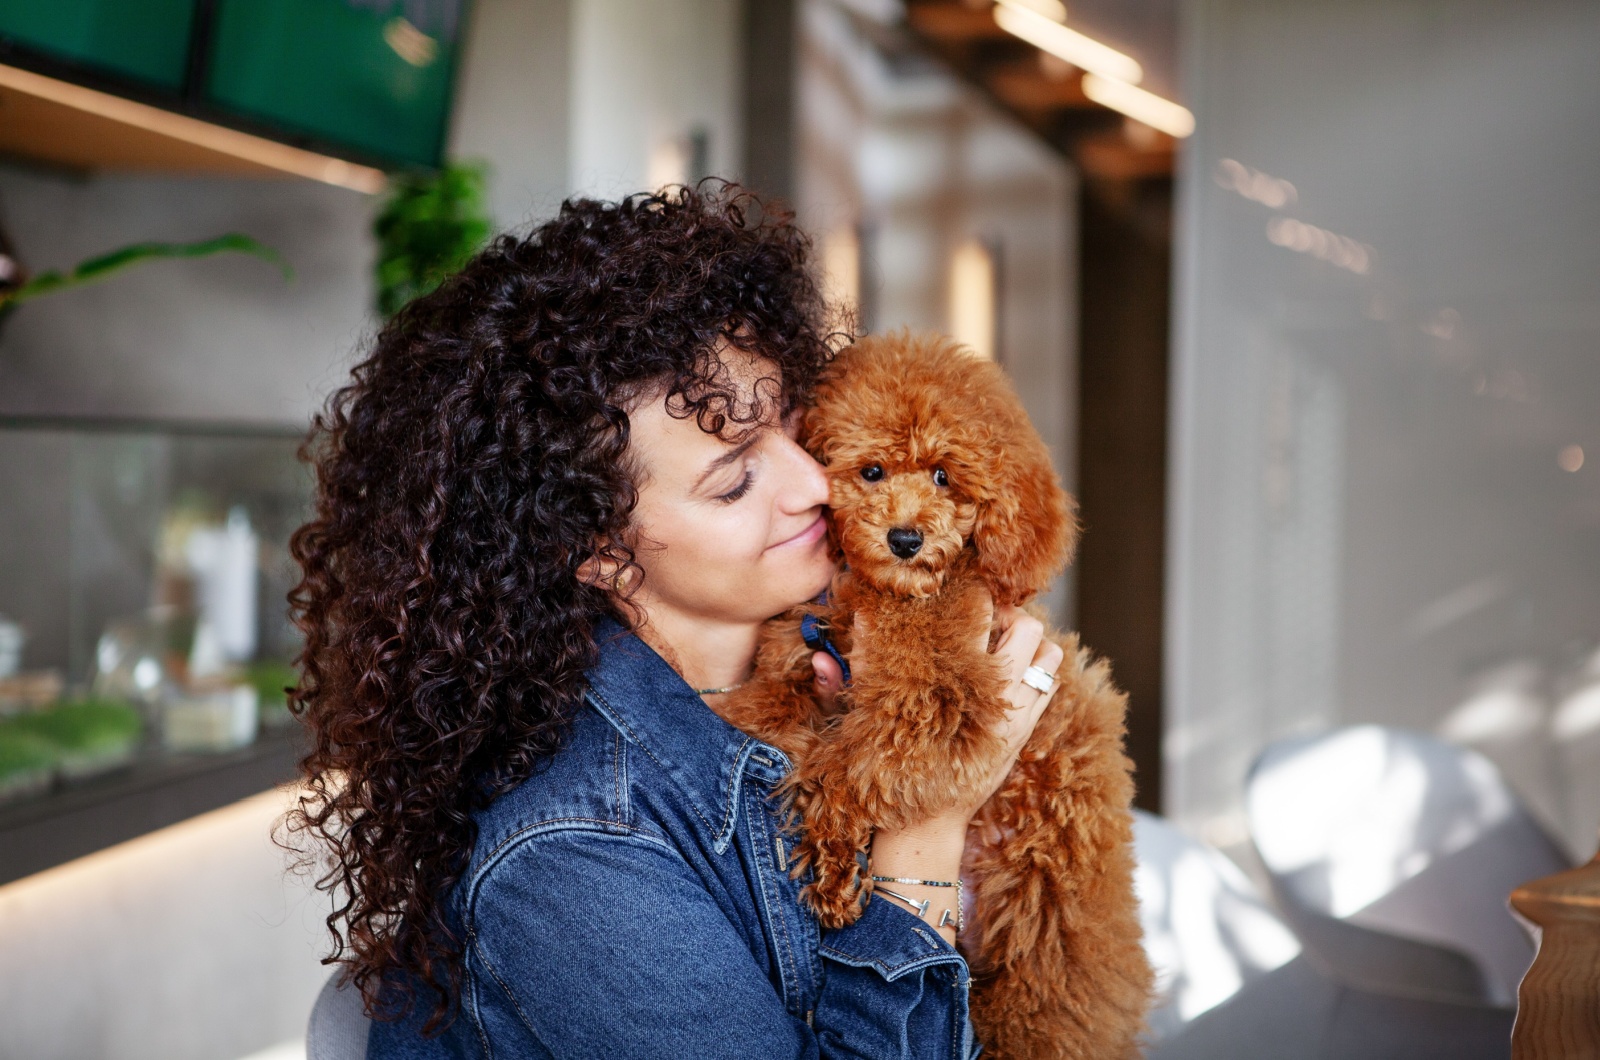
[{"xmin": 771, "ymin": 513, "xmax": 827, "ymax": 550}]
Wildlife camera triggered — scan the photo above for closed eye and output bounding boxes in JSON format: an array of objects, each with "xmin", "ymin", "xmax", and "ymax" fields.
[{"xmin": 716, "ymin": 469, "xmax": 755, "ymax": 503}]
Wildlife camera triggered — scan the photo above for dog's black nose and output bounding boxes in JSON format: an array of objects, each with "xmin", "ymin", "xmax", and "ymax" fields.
[{"xmin": 886, "ymin": 527, "xmax": 923, "ymax": 559}]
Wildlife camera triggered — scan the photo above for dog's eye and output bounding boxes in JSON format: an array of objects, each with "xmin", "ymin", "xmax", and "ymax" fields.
[
  {"xmin": 932, "ymin": 468, "xmax": 949, "ymax": 488},
  {"xmin": 861, "ymin": 464, "xmax": 884, "ymax": 482}
]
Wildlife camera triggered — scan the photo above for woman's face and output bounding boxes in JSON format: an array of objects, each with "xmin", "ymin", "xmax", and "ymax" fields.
[{"xmin": 623, "ymin": 347, "xmax": 835, "ymax": 631}]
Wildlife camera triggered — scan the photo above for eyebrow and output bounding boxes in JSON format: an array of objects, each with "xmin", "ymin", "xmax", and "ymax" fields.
[{"xmin": 693, "ymin": 433, "xmax": 761, "ymax": 494}]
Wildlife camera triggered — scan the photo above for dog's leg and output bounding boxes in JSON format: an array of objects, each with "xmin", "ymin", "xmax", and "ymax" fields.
[
  {"xmin": 830, "ymin": 577, "xmax": 1013, "ymax": 822},
  {"xmin": 963, "ymin": 635, "xmax": 1152, "ymax": 1060},
  {"xmin": 787, "ymin": 775, "xmax": 876, "ymax": 928},
  {"xmin": 790, "ymin": 578, "xmax": 1014, "ymax": 927}
]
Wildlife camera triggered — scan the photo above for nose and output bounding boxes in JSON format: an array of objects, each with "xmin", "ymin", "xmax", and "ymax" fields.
[
  {"xmin": 774, "ymin": 431, "xmax": 830, "ymax": 513},
  {"xmin": 886, "ymin": 527, "xmax": 923, "ymax": 559}
]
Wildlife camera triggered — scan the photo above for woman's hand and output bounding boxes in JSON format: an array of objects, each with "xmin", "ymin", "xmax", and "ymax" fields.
[{"xmin": 812, "ymin": 593, "xmax": 1063, "ymax": 943}]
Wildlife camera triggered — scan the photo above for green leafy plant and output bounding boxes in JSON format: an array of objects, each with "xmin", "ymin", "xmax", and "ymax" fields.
[
  {"xmin": 0, "ymin": 723, "xmax": 57, "ymax": 781},
  {"xmin": 244, "ymin": 659, "xmax": 297, "ymax": 707},
  {"xmin": 373, "ymin": 161, "xmax": 492, "ymax": 317},
  {"xmin": 0, "ymin": 233, "xmax": 291, "ymax": 310},
  {"xmin": 12, "ymin": 698, "xmax": 143, "ymax": 754}
]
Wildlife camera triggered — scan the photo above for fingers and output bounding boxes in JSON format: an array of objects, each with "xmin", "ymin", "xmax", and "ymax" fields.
[
  {"xmin": 1030, "ymin": 638, "xmax": 1066, "ymax": 686},
  {"xmin": 992, "ymin": 606, "xmax": 1046, "ymax": 687},
  {"xmin": 1012, "ymin": 637, "xmax": 1064, "ymax": 714}
]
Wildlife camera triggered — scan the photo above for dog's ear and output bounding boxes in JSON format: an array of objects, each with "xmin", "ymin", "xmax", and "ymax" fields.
[{"xmin": 967, "ymin": 422, "xmax": 1078, "ymax": 607}]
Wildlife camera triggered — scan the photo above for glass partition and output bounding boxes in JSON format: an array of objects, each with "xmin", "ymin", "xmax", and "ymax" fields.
[
  {"xmin": 1169, "ymin": 0, "xmax": 1600, "ymax": 859},
  {"xmin": 0, "ymin": 420, "xmax": 309, "ymax": 807}
]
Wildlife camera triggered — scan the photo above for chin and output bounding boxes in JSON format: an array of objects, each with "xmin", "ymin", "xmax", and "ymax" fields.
[{"xmin": 773, "ymin": 555, "xmax": 838, "ymax": 614}]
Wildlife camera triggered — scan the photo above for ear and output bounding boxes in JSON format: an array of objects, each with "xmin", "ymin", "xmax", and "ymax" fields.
[
  {"xmin": 577, "ymin": 542, "xmax": 635, "ymax": 594},
  {"xmin": 969, "ymin": 447, "xmax": 1078, "ymax": 607}
]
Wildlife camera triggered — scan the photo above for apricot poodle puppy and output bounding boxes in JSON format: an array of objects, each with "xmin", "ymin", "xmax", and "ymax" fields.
[{"xmin": 718, "ymin": 331, "xmax": 1151, "ymax": 1059}]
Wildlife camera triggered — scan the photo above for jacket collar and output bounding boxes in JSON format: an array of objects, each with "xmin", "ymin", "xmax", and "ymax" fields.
[{"xmin": 583, "ymin": 615, "xmax": 786, "ymax": 854}]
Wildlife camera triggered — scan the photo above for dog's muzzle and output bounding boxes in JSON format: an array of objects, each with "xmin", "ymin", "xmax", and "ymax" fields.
[{"xmin": 886, "ymin": 527, "xmax": 923, "ymax": 559}]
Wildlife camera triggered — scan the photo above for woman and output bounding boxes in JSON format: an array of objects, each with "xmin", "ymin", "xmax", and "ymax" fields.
[{"xmin": 289, "ymin": 185, "xmax": 1061, "ymax": 1059}]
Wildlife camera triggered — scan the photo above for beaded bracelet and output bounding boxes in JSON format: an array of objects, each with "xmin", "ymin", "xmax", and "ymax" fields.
[{"xmin": 871, "ymin": 875, "xmax": 964, "ymax": 933}]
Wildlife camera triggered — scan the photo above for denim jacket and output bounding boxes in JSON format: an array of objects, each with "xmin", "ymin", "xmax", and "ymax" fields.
[{"xmin": 367, "ymin": 617, "xmax": 979, "ymax": 1060}]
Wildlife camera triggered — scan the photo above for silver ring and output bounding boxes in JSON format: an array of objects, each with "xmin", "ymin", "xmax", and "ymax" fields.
[{"xmin": 1021, "ymin": 665, "xmax": 1057, "ymax": 695}]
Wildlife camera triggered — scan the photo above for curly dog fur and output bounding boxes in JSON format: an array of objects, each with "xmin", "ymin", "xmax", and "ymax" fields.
[{"xmin": 717, "ymin": 332, "xmax": 1152, "ymax": 1058}]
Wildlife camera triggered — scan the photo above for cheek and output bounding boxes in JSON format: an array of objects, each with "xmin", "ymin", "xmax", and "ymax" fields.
[{"xmin": 635, "ymin": 501, "xmax": 765, "ymax": 582}]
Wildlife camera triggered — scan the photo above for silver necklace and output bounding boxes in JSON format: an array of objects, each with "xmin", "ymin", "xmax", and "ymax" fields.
[{"xmin": 694, "ymin": 682, "xmax": 746, "ymax": 696}]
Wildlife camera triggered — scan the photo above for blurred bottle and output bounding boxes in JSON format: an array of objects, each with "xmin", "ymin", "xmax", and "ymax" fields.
[
  {"xmin": 186, "ymin": 505, "xmax": 259, "ymax": 671},
  {"xmin": 0, "ymin": 615, "xmax": 22, "ymax": 679}
]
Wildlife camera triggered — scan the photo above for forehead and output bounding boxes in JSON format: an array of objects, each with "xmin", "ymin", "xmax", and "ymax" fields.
[{"xmin": 626, "ymin": 344, "xmax": 787, "ymax": 481}]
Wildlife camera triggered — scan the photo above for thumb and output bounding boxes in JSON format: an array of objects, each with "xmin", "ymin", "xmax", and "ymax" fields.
[{"xmin": 812, "ymin": 652, "xmax": 844, "ymax": 710}]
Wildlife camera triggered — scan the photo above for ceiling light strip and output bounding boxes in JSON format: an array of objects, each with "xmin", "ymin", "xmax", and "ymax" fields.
[
  {"xmin": 0, "ymin": 63, "xmax": 387, "ymax": 194},
  {"xmin": 992, "ymin": 1, "xmax": 1144, "ymax": 85},
  {"xmin": 1081, "ymin": 73, "xmax": 1196, "ymax": 138}
]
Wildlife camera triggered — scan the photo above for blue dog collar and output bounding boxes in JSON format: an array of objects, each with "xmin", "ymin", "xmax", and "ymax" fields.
[{"xmin": 800, "ymin": 591, "xmax": 851, "ymax": 687}]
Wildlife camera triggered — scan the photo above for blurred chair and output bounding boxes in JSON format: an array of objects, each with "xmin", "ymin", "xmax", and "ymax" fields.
[
  {"xmin": 1551, "ymin": 646, "xmax": 1600, "ymax": 859},
  {"xmin": 1245, "ymin": 725, "xmax": 1571, "ymax": 1005},
  {"xmin": 1133, "ymin": 809, "xmax": 1302, "ymax": 1040},
  {"xmin": 1147, "ymin": 951, "xmax": 1517, "ymax": 1060},
  {"xmin": 307, "ymin": 972, "xmax": 368, "ymax": 1060},
  {"xmin": 1136, "ymin": 807, "xmax": 1517, "ymax": 1060}
]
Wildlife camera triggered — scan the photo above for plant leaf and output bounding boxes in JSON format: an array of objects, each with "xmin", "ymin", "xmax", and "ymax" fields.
[{"xmin": 1, "ymin": 233, "xmax": 292, "ymax": 308}]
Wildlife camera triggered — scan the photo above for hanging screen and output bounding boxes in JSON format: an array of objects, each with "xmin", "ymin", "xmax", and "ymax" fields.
[
  {"xmin": 0, "ymin": 0, "xmax": 198, "ymax": 91},
  {"xmin": 204, "ymin": 0, "xmax": 466, "ymax": 168}
]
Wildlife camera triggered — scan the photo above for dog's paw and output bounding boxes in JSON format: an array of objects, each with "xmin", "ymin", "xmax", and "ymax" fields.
[
  {"xmin": 802, "ymin": 878, "xmax": 868, "ymax": 929},
  {"xmin": 799, "ymin": 841, "xmax": 871, "ymax": 928}
]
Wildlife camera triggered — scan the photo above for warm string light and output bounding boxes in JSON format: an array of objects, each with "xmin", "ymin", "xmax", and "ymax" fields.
[
  {"xmin": 990, "ymin": 1, "xmax": 1195, "ymax": 139},
  {"xmin": 992, "ymin": 1, "xmax": 1142, "ymax": 84},
  {"xmin": 1080, "ymin": 74, "xmax": 1195, "ymax": 139},
  {"xmin": 1003, "ymin": 0, "xmax": 1068, "ymax": 25}
]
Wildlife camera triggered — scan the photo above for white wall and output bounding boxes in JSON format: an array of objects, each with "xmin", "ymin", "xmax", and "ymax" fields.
[
  {"xmin": 0, "ymin": 789, "xmax": 328, "ymax": 1060},
  {"xmin": 568, "ymin": 0, "xmax": 744, "ymax": 199},
  {"xmin": 1167, "ymin": 0, "xmax": 1600, "ymax": 857},
  {"xmin": 448, "ymin": 0, "xmax": 573, "ymax": 230},
  {"xmin": 795, "ymin": 0, "xmax": 1078, "ymax": 623}
]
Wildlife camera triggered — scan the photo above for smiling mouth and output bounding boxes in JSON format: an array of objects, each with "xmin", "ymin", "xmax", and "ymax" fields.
[{"xmin": 771, "ymin": 513, "xmax": 827, "ymax": 550}]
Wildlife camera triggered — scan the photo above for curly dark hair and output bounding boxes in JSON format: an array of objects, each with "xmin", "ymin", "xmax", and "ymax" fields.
[{"xmin": 285, "ymin": 184, "xmax": 838, "ymax": 1032}]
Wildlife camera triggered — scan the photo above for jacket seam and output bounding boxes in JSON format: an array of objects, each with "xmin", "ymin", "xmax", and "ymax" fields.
[
  {"xmin": 470, "ymin": 817, "xmax": 668, "ymax": 908},
  {"xmin": 951, "ymin": 976, "xmax": 960, "ymax": 1060},
  {"xmin": 618, "ymin": 726, "xmax": 631, "ymax": 823},
  {"xmin": 751, "ymin": 790, "xmax": 803, "ymax": 1015},
  {"xmin": 464, "ymin": 926, "xmax": 495, "ymax": 1060},
  {"xmin": 587, "ymin": 687, "xmax": 716, "ymax": 832},
  {"xmin": 472, "ymin": 934, "xmax": 540, "ymax": 1044},
  {"xmin": 817, "ymin": 944, "xmax": 966, "ymax": 981},
  {"xmin": 612, "ymin": 728, "xmax": 626, "ymax": 825}
]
